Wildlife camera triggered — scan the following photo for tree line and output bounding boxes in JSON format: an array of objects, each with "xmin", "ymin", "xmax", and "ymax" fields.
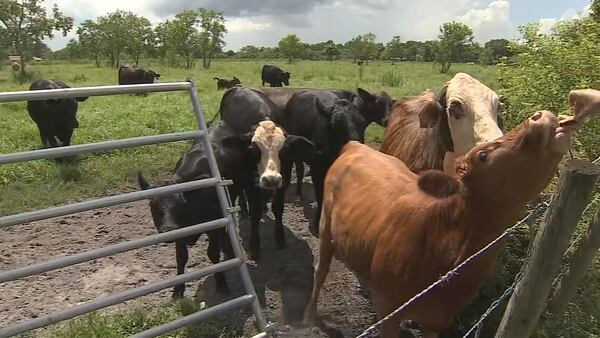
[{"xmin": 1, "ymin": 0, "xmax": 512, "ymax": 74}]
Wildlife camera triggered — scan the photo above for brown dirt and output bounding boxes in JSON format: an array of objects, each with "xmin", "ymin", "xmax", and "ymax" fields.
[{"xmin": 0, "ymin": 178, "xmax": 375, "ymax": 337}]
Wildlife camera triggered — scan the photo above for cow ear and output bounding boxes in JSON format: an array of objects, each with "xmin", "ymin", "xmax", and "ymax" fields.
[
  {"xmin": 137, "ymin": 171, "xmax": 151, "ymax": 190},
  {"xmin": 417, "ymin": 170, "xmax": 461, "ymax": 198},
  {"xmin": 418, "ymin": 99, "xmax": 443, "ymax": 128},
  {"xmin": 76, "ymin": 96, "xmax": 89, "ymax": 102},
  {"xmin": 497, "ymin": 113, "xmax": 505, "ymax": 132},
  {"xmin": 316, "ymin": 98, "xmax": 333, "ymax": 119},
  {"xmin": 284, "ymin": 135, "xmax": 316, "ymax": 162},
  {"xmin": 222, "ymin": 135, "xmax": 251, "ymax": 149},
  {"xmin": 438, "ymin": 85, "xmax": 448, "ymax": 110},
  {"xmin": 155, "ymin": 73, "xmax": 161, "ymax": 78},
  {"xmin": 357, "ymin": 88, "xmax": 375, "ymax": 103}
]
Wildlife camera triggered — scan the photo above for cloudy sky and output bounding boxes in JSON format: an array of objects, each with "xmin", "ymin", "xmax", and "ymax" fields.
[{"xmin": 44, "ymin": 0, "xmax": 591, "ymax": 51}]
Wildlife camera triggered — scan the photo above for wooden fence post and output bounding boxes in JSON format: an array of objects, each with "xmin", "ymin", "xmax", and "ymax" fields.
[
  {"xmin": 495, "ymin": 159, "xmax": 599, "ymax": 338},
  {"xmin": 547, "ymin": 206, "xmax": 600, "ymax": 315}
]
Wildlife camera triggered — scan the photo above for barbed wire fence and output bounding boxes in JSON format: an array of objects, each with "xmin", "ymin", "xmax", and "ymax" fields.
[{"xmin": 355, "ymin": 201, "xmax": 550, "ymax": 338}]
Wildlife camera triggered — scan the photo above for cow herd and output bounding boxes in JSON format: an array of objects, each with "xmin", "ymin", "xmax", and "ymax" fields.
[{"xmin": 17, "ymin": 63, "xmax": 600, "ymax": 337}]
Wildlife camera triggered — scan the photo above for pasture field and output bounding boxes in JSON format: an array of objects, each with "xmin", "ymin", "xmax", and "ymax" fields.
[{"xmin": 0, "ymin": 60, "xmax": 497, "ymax": 215}]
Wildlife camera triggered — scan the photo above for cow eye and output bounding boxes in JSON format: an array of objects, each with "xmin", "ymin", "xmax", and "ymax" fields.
[
  {"xmin": 477, "ymin": 150, "xmax": 488, "ymax": 162},
  {"xmin": 448, "ymin": 101, "xmax": 464, "ymax": 119},
  {"xmin": 248, "ymin": 143, "xmax": 261, "ymax": 162}
]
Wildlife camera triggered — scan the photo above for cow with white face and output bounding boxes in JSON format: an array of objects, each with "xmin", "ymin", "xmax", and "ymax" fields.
[
  {"xmin": 440, "ymin": 73, "xmax": 504, "ymax": 172},
  {"xmin": 219, "ymin": 87, "xmax": 315, "ymax": 259}
]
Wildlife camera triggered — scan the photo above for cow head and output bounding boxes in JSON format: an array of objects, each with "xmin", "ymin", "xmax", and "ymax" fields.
[
  {"xmin": 356, "ymin": 87, "xmax": 394, "ymax": 127},
  {"xmin": 453, "ymin": 111, "xmax": 581, "ymax": 207},
  {"xmin": 317, "ymin": 97, "xmax": 367, "ymax": 154},
  {"xmin": 137, "ymin": 171, "xmax": 184, "ymax": 235},
  {"xmin": 146, "ymin": 69, "xmax": 161, "ymax": 83},
  {"xmin": 282, "ymin": 72, "xmax": 291, "ymax": 86},
  {"xmin": 222, "ymin": 120, "xmax": 315, "ymax": 190},
  {"xmin": 438, "ymin": 73, "xmax": 503, "ymax": 157}
]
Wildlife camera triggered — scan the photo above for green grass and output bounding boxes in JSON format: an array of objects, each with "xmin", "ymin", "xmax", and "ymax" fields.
[{"xmin": 0, "ymin": 60, "xmax": 498, "ymax": 215}]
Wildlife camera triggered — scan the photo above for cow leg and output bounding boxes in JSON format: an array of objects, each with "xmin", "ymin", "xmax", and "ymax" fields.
[
  {"xmin": 62, "ymin": 127, "xmax": 74, "ymax": 147},
  {"xmin": 272, "ymin": 158, "xmax": 293, "ymax": 249},
  {"xmin": 244, "ymin": 184, "xmax": 263, "ymax": 260},
  {"xmin": 372, "ymin": 293, "xmax": 402, "ymax": 338},
  {"xmin": 303, "ymin": 207, "xmax": 334, "ymax": 326},
  {"xmin": 37, "ymin": 127, "xmax": 51, "ymax": 148},
  {"xmin": 207, "ymin": 230, "xmax": 229, "ymax": 294},
  {"xmin": 309, "ymin": 164, "xmax": 327, "ymax": 237},
  {"xmin": 173, "ymin": 240, "xmax": 188, "ymax": 299},
  {"xmin": 295, "ymin": 160, "xmax": 304, "ymax": 203}
]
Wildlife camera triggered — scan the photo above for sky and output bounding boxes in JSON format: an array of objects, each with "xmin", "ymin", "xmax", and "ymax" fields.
[{"xmin": 43, "ymin": 0, "xmax": 592, "ymax": 51}]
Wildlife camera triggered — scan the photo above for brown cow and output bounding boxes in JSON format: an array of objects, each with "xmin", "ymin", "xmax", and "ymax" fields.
[
  {"xmin": 381, "ymin": 73, "xmax": 503, "ymax": 174},
  {"xmin": 214, "ymin": 76, "xmax": 241, "ymax": 90},
  {"xmin": 304, "ymin": 96, "xmax": 598, "ymax": 337}
]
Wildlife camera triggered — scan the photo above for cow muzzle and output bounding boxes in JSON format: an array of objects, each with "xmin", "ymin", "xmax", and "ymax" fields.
[{"xmin": 259, "ymin": 173, "xmax": 282, "ymax": 190}]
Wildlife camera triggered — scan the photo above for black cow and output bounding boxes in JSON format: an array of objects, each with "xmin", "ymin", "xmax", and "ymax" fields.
[
  {"xmin": 27, "ymin": 79, "xmax": 88, "ymax": 148},
  {"xmin": 118, "ymin": 65, "xmax": 161, "ymax": 85},
  {"xmin": 217, "ymin": 87, "xmax": 315, "ymax": 259},
  {"xmin": 137, "ymin": 121, "xmax": 253, "ymax": 299},
  {"xmin": 261, "ymin": 65, "xmax": 291, "ymax": 87},
  {"xmin": 271, "ymin": 91, "xmax": 373, "ymax": 237}
]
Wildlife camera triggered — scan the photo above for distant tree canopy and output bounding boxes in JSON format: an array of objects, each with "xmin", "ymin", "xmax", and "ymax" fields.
[
  {"xmin": 0, "ymin": 0, "xmax": 72, "ymax": 74},
  {"xmin": 51, "ymin": 9, "xmax": 509, "ymax": 68},
  {"xmin": 435, "ymin": 21, "xmax": 474, "ymax": 73},
  {"xmin": 278, "ymin": 34, "xmax": 302, "ymax": 63}
]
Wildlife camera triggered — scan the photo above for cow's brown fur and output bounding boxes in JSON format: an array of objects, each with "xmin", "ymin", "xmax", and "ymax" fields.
[
  {"xmin": 305, "ymin": 111, "xmax": 571, "ymax": 337},
  {"xmin": 379, "ymin": 90, "xmax": 453, "ymax": 172},
  {"xmin": 214, "ymin": 77, "xmax": 241, "ymax": 90}
]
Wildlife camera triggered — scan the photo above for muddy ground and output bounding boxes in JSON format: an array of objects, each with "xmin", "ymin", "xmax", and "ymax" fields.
[{"xmin": 0, "ymin": 176, "xmax": 376, "ymax": 337}]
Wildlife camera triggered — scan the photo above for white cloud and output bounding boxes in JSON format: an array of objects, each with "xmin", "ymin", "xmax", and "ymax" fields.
[
  {"xmin": 226, "ymin": 18, "xmax": 272, "ymax": 33},
  {"xmin": 456, "ymin": 0, "xmax": 518, "ymax": 41},
  {"xmin": 537, "ymin": 4, "xmax": 591, "ymax": 35}
]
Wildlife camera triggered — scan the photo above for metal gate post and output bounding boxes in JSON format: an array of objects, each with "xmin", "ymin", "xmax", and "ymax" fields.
[{"xmin": 186, "ymin": 80, "xmax": 269, "ymax": 333}]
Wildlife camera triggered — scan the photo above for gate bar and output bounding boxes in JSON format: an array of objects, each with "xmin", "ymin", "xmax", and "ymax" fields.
[
  {"xmin": 0, "ymin": 218, "xmax": 229, "ymax": 283},
  {"xmin": 0, "ymin": 177, "xmax": 219, "ymax": 228},
  {"xmin": 0, "ymin": 82, "xmax": 192, "ymax": 102},
  {"xmin": 187, "ymin": 83, "xmax": 269, "ymax": 333},
  {"xmin": 0, "ymin": 130, "xmax": 203, "ymax": 165},
  {"xmin": 130, "ymin": 295, "xmax": 255, "ymax": 338},
  {"xmin": 0, "ymin": 258, "xmax": 243, "ymax": 338}
]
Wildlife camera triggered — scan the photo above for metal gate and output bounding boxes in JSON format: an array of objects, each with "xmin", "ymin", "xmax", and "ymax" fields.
[{"xmin": 0, "ymin": 81, "xmax": 269, "ymax": 337}]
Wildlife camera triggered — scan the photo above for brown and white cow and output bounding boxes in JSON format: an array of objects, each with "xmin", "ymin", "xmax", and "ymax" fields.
[
  {"xmin": 304, "ymin": 90, "xmax": 599, "ymax": 337},
  {"xmin": 381, "ymin": 73, "xmax": 503, "ymax": 174}
]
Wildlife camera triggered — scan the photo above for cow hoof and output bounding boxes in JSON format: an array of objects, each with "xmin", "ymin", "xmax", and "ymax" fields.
[{"xmin": 172, "ymin": 291, "xmax": 184, "ymax": 300}]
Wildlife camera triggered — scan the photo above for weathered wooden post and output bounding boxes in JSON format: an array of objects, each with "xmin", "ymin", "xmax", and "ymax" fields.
[
  {"xmin": 547, "ymin": 205, "xmax": 600, "ymax": 315},
  {"xmin": 495, "ymin": 159, "xmax": 599, "ymax": 338}
]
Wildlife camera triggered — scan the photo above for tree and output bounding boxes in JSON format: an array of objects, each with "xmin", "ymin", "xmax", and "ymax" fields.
[
  {"xmin": 384, "ymin": 35, "xmax": 404, "ymax": 60},
  {"xmin": 278, "ymin": 34, "xmax": 302, "ymax": 63},
  {"xmin": 97, "ymin": 11, "xmax": 131, "ymax": 67},
  {"xmin": 592, "ymin": 0, "xmax": 600, "ymax": 23},
  {"xmin": 77, "ymin": 20, "xmax": 102, "ymax": 67},
  {"xmin": 198, "ymin": 8, "xmax": 226, "ymax": 69},
  {"xmin": 126, "ymin": 15, "xmax": 153, "ymax": 66},
  {"xmin": 479, "ymin": 38, "xmax": 512, "ymax": 65},
  {"xmin": 346, "ymin": 33, "xmax": 378, "ymax": 63},
  {"xmin": 324, "ymin": 40, "xmax": 340, "ymax": 61},
  {"xmin": 435, "ymin": 21, "xmax": 474, "ymax": 73},
  {"xmin": 0, "ymin": 0, "xmax": 73, "ymax": 75},
  {"xmin": 164, "ymin": 10, "xmax": 202, "ymax": 69}
]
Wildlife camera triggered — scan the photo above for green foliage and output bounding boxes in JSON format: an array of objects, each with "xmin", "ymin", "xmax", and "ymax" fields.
[
  {"xmin": 278, "ymin": 34, "xmax": 303, "ymax": 63},
  {"xmin": 498, "ymin": 18, "xmax": 600, "ymax": 160},
  {"xmin": 381, "ymin": 71, "xmax": 403, "ymax": 87},
  {"xmin": 479, "ymin": 39, "xmax": 512, "ymax": 65},
  {"xmin": 76, "ymin": 20, "xmax": 102, "ymax": 67},
  {"xmin": 197, "ymin": 8, "xmax": 226, "ymax": 69},
  {"xmin": 0, "ymin": 0, "xmax": 72, "ymax": 73},
  {"xmin": 346, "ymin": 32, "xmax": 379, "ymax": 63},
  {"xmin": 436, "ymin": 21, "xmax": 474, "ymax": 73}
]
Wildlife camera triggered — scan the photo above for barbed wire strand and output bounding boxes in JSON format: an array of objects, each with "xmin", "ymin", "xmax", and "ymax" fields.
[{"xmin": 355, "ymin": 202, "xmax": 548, "ymax": 338}]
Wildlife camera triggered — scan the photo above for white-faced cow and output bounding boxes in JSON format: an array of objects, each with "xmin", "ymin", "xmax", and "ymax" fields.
[
  {"xmin": 304, "ymin": 90, "xmax": 600, "ymax": 337},
  {"xmin": 218, "ymin": 87, "xmax": 315, "ymax": 259},
  {"xmin": 380, "ymin": 73, "xmax": 503, "ymax": 174},
  {"xmin": 27, "ymin": 79, "xmax": 88, "ymax": 148}
]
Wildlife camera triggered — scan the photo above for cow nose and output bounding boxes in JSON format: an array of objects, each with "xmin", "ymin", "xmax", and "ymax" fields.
[{"xmin": 260, "ymin": 175, "xmax": 282, "ymax": 189}]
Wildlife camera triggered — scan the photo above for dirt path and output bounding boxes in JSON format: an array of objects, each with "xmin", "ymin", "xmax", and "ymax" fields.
[{"xmin": 0, "ymin": 179, "xmax": 375, "ymax": 337}]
